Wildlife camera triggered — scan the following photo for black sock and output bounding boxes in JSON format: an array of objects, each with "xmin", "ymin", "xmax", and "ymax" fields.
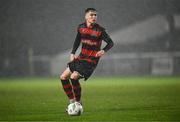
[
  {"xmin": 71, "ymin": 79, "xmax": 81, "ymax": 102},
  {"xmin": 61, "ymin": 79, "xmax": 74, "ymax": 100}
]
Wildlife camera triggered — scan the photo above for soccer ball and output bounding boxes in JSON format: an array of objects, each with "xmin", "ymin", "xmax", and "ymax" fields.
[{"xmin": 67, "ymin": 102, "xmax": 83, "ymax": 116}]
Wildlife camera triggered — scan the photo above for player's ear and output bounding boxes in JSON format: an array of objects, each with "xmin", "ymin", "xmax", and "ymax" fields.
[{"xmin": 85, "ymin": 13, "xmax": 88, "ymax": 20}]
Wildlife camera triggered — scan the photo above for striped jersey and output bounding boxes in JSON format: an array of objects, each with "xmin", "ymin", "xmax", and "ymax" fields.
[{"xmin": 71, "ymin": 22, "xmax": 114, "ymax": 65}]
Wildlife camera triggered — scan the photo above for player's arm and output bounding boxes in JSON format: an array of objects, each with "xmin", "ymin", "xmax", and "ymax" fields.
[
  {"xmin": 70, "ymin": 31, "xmax": 81, "ymax": 61},
  {"xmin": 96, "ymin": 30, "xmax": 114, "ymax": 57}
]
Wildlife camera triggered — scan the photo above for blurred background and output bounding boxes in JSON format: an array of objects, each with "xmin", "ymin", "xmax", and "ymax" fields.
[{"xmin": 0, "ymin": 0, "xmax": 180, "ymax": 77}]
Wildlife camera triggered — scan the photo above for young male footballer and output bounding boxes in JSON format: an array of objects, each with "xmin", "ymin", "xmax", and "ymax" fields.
[{"xmin": 60, "ymin": 8, "xmax": 114, "ymax": 110}]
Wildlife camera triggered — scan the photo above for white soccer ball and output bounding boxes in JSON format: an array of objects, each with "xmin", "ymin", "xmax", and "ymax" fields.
[{"xmin": 67, "ymin": 102, "xmax": 83, "ymax": 116}]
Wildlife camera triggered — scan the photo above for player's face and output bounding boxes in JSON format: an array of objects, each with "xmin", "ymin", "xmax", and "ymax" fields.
[{"xmin": 85, "ymin": 11, "xmax": 97, "ymax": 24}]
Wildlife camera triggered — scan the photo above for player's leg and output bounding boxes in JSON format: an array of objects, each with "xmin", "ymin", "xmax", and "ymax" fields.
[
  {"xmin": 70, "ymin": 71, "xmax": 82, "ymax": 102},
  {"xmin": 60, "ymin": 67, "xmax": 75, "ymax": 103}
]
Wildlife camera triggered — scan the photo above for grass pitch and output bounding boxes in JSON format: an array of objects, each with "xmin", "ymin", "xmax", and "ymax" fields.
[{"xmin": 0, "ymin": 76, "xmax": 180, "ymax": 121}]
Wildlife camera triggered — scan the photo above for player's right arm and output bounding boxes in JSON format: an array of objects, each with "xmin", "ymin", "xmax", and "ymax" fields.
[{"xmin": 70, "ymin": 31, "xmax": 81, "ymax": 61}]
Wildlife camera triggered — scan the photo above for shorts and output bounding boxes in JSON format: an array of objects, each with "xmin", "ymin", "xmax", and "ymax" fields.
[{"xmin": 68, "ymin": 59, "xmax": 96, "ymax": 81}]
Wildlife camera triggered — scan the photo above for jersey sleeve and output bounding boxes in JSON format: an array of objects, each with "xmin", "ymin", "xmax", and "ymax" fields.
[
  {"xmin": 101, "ymin": 29, "xmax": 114, "ymax": 52},
  {"xmin": 71, "ymin": 29, "xmax": 81, "ymax": 54}
]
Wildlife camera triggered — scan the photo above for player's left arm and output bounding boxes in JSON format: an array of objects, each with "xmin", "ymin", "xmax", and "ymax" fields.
[{"xmin": 96, "ymin": 30, "xmax": 114, "ymax": 57}]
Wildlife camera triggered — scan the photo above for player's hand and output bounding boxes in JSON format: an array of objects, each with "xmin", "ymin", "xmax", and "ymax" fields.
[
  {"xmin": 70, "ymin": 54, "xmax": 77, "ymax": 61},
  {"xmin": 96, "ymin": 50, "xmax": 105, "ymax": 57}
]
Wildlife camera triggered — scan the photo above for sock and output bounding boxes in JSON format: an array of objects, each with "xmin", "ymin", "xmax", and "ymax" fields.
[
  {"xmin": 61, "ymin": 79, "xmax": 74, "ymax": 100},
  {"xmin": 71, "ymin": 79, "xmax": 81, "ymax": 102}
]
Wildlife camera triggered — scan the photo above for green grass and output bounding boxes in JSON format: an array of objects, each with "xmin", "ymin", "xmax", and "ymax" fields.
[{"xmin": 0, "ymin": 76, "xmax": 180, "ymax": 121}]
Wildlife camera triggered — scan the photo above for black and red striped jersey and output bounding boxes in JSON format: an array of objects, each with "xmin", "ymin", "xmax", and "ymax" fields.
[{"xmin": 71, "ymin": 22, "xmax": 114, "ymax": 65}]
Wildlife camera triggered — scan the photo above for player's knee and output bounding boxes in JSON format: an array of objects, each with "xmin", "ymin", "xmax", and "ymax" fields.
[
  {"xmin": 60, "ymin": 74, "xmax": 67, "ymax": 80},
  {"xmin": 70, "ymin": 73, "xmax": 79, "ymax": 80}
]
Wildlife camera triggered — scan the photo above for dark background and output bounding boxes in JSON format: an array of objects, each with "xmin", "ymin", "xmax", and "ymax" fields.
[{"xmin": 0, "ymin": 0, "xmax": 180, "ymax": 76}]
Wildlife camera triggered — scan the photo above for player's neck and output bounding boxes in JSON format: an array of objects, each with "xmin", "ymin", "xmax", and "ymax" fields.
[
  {"xmin": 86, "ymin": 22, "xmax": 91, "ymax": 27},
  {"xmin": 86, "ymin": 22, "xmax": 94, "ymax": 28}
]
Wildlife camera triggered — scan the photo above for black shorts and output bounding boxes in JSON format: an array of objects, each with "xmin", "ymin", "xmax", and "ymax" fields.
[{"xmin": 68, "ymin": 59, "xmax": 96, "ymax": 81}]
